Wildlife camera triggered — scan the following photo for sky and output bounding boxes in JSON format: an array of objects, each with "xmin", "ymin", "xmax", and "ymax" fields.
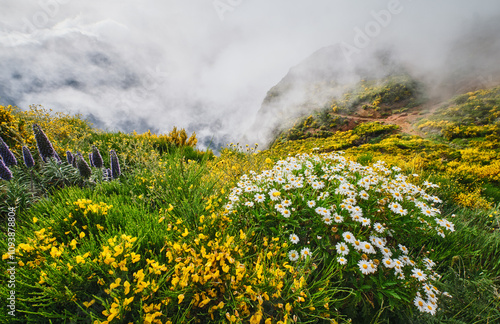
[{"xmin": 1, "ymin": 0, "xmax": 499, "ymax": 148}]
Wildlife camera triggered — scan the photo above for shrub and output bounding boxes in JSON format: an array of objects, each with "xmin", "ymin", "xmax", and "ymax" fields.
[{"xmin": 224, "ymin": 152, "xmax": 454, "ymax": 320}]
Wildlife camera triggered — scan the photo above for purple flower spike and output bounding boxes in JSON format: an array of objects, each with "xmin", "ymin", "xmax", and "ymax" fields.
[
  {"xmin": 89, "ymin": 153, "xmax": 94, "ymax": 167},
  {"xmin": 91, "ymin": 146, "xmax": 103, "ymax": 168},
  {"xmin": 0, "ymin": 158, "xmax": 12, "ymax": 181},
  {"xmin": 33, "ymin": 124, "xmax": 56, "ymax": 162},
  {"xmin": 0, "ymin": 137, "xmax": 18, "ymax": 166},
  {"xmin": 109, "ymin": 150, "xmax": 121, "ymax": 179},
  {"xmin": 76, "ymin": 155, "xmax": 92, "ymax": 179},
  {"xmin": 22, "ymin": 146, "xmax": 35, "ymax": 168},
  {"xmin": 66, "ymin": 151, "xmax": 74, "ymax": 165}
]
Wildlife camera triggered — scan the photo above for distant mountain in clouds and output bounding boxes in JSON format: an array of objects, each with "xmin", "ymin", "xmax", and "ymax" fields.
[
  {"xmin": 243, "ymin": 45, "xmax": 408, "ymax": 146},
  {"xmin": 243, "ymin": 17, "xmax": 500, "ymax": 147}
]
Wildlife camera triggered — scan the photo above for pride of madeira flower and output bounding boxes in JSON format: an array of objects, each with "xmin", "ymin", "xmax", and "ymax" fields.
[
  {"xmin": 76, "ymin": 154, "xmax": 92, "ymax": 179},
  {"xmin": 91, "ymin": 145, "xmax": 103, "ymax": 168},
  {"xmin": 66, "ymin": 151, "xmax": 74, "ymax": 165},
  {"xmin": 32, "ymin": 123, "xmax": 56, "ymax": 162},
  {"xmin": 109, "ymin": 149, "xmax": 121, "ymax": 179},
  {"xmin": 22, "ymin": 146, "xmax": 35, "ymax": 168},
  {"xmin": 0, "ymin": 136, "xmax": 18, "ymax": 166},
  {"xmin": 0, "ymin": 157, "xmax": 12, "ymax": 181}
]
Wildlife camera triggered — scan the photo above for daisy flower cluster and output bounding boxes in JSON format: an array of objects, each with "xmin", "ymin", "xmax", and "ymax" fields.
[{"xmin": 225, "ymin": 152, "xmax": 455, "ymax": 315}]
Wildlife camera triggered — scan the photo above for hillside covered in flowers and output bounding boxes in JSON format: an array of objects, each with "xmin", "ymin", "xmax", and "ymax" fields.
[{"xmin": 0, "ymin": 82, "xmax": 499, "ymax": 323}]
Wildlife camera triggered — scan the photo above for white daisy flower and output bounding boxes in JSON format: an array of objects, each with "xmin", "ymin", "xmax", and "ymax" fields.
[
  {"xmin": 398, "ymin": 244, "xmax": 409, "ymax": 254},
  {"xmin": 337, "ymin": 256, "xmax": 347, "ymax": 265},
  {"xmin": 274, "ymin": 203, "xmax": 284, "ymax": 211},
  {"xmin": 374, "ymin": 222, "xmax": 385, "ymax": 233},
  {"xmin": 300, "ymin": 247, "xmax": 311, "ymax": 259},
  {"xmin": 335, "ymin": 242, "xmax": 349, "ymax": 256},
  {"xmin": 289, "ymin": 233, "xmax": 299, "ymax": 244},
  {"xmin": 382, "ymin": 258, "xmax": 395, "ymax": 268},
  {"xmin": 423, "ymin": 258, "xmax": 436, "ymax": 269},
  {"xmin": 269, "ymin": 189, "xmax": 281, "ymax": 201},
  {"xmin": 411, "ymin": 268, "xmax": 427, "ymax": 282},
  {"xmin": 424, "ymin": 302, "xmax": 436, "ymax": 315},
  {"xmin": 333, "ymin": 214, "xmax": 344, "ymax": 223},
  {"xmin": 245, "ymin": 201, "xmax": 254, "ymax": 207},
  {"xmin": 391, "ymin": 191, "xmax": 403, "ymax": 201},
  {"xmin": 358, "ymin": 260, "xmax": 371, "ymax": 275},
  {"xmin": 342, "ymin": 231, "xmax": 356, "ymax": 244},
  {"xmin": 399, "ymin": 256, "xmax": 411, "ymax": 265},
  {"xmin": 288, "ymin": 250, "xmax": 299, "ymax": 262},
  {"xmin": 389, "ymin": 202, "xmax": 402, "ymax": 213},
  {"xmin": 414, "ymin": 297, "xmax": 427, "ymax": 312},
  {"xmin": 311, "ymin": 181, "xmax": 325, "ymax": 190},
  {"xmin": 254, "ymin": 193, "xmax": 265, "ymax": 202},
  {"xmin": 426, "ymin": 291, "xmax": 438, "ymax": 302},
  {"xmin": 360, "ymin": 218, "xmax": 371, "ymax": 227},
  {"xmin": 359, "ymin": 190, "xmax": 369, "ymax": 200},
  {"xmin": 307, "ymin": 200, "xmax": 316, "ymax": 208},
  {"xmin": 353, "ymin": 240, "xmax": 363, "ymax": 251},
  {"xmin": 393, "ymin": 259, "xmax": 404, "ymax": 268},
  {"xmin": 443, "ymin": 220, "xmax": 455, "ymax": 232},
  {"xmin": 322, "ymin": 214, "xmax": 333, "ymax": 225},
  {"xmin": 361, "ymin": 242, "xmax": 376, "ymax": 254},
  {"xmin": 281, "ymin": 209, "xmax": 291, "ymax": 218}
]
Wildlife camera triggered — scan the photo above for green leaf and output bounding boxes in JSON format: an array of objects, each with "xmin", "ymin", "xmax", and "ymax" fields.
[{"xmin": 383, "ymin": 290, "xmax": 402, "ymax": 300}]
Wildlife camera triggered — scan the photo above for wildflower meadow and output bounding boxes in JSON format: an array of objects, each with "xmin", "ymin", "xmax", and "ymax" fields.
[{"xmin": 0, "ymin": 84, "xmax": 500, "ymax": 323}]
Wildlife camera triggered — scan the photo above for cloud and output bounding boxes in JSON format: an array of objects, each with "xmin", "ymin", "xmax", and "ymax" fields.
[{"xmin": 1, "ymin": 0, "xmax": 499, "ymax": 149}]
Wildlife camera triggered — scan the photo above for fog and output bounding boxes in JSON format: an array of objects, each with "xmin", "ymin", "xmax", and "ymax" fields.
[{"xmin": 1, "ymin": 0, "xmax": 499, "ymax": 149}]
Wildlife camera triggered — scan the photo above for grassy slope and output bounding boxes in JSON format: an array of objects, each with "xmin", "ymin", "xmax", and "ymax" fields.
[{"xmin": 0, "ymin": 83, "xmax": 499, "ymax": 323}]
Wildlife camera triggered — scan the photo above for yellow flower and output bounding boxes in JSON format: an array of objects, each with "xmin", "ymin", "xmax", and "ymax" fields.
[
  {"xmin": 124, "ymin": 296, "xmax": 134, "ymax": 306},
  {"xmin": 124, "ymin": 281, "xmax": 131, "ymax": 295},
  {"xmin": 113, "ymin": 245, "xmax": 124, "ymax": 256},
  {"xmin": 79, "ymin": 232, "xmax": 85, "ymax": 239},
  {"xmin": 130, "ymin": 252, "xmax": 141, "ymax": 263},
  {"xmin": 178, "ymin": 294, "xmax": 185, "ymax": 304},
  {"xmin": 83, "ymin": 299, "xmax": 96, "ymax": 308},
  {"xmin": 110, "ymin": 278, "xmax": 121, "ymax": 290},
  {"xmin": 76, "ymin": 256, "xmax": 85, "ymax": 264}
]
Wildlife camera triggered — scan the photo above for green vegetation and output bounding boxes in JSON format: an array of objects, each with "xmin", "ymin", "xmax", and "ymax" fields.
[
  {"xmin": 275, "ymin": 74, "xmax": 424, "ymax": 143},
  {"xmin": 0, "ymin": 84, "xmax": 499, "ymax": 323}
]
